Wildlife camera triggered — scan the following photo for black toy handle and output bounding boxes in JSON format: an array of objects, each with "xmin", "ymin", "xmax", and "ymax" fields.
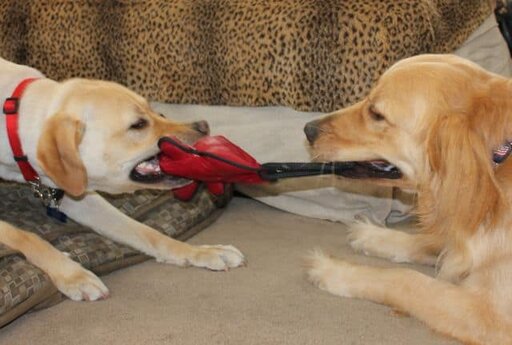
[
  {"xmin": 259, "ymin": 161, "xmax": 402, "ymax": 181},
  {"xmin": 259, "ymin": 162, "xmax": 356, "ymax": 180}
]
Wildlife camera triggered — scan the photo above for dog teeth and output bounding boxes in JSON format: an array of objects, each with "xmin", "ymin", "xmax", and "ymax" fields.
[
  {"xmin": 136, "ymin": 158, "xmax": 161, "ymax": 175},
  {"xmin": 369, "ymin": 160, "xmax": 396, "ymax": 172}
]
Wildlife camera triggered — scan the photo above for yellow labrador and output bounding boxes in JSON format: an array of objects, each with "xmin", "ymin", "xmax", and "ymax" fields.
[{"xmin": 0, "ymin": 57, "xmax": 245, "ymax": 301}]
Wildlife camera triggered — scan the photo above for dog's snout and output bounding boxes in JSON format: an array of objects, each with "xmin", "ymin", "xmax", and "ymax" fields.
[
  {"xmin": 192, "ymin": 120, "xmax": 210, "ymax": 136},
  {"xmin": 304, "ymin": 120, "xmax": 321, "ymax": 143}
]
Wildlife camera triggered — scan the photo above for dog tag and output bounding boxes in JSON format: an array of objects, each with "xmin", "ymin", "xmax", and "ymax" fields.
[{"xmin": 46, "ymin": 206, "xmax": 68, "ymax": 223}]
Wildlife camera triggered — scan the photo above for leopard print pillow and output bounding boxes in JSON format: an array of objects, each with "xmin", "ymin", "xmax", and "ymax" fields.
[{"xmin": 0, "ymin": 0, "xmax": 492, "ymax": 112}]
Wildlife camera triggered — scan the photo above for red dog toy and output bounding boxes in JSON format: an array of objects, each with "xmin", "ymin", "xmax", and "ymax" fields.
[
  {"xmin": 158, "ymin": 136, "xmax": 263, "ymax": 200},
  {"xmin": 147, "ymin": 136, "xmax": 402, "ymax": 201}
]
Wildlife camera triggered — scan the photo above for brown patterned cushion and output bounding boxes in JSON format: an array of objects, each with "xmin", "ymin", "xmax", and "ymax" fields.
[{"xmin": 0, "ymin": 182, "xmax": 230, "ymax": 327}]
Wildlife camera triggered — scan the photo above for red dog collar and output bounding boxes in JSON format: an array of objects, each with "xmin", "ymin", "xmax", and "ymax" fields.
[
  {"xmin": 2, "ymin": 78, "xmax": 40, "ymax": 181},
  {"xmin": 2, "ymin": 78, "xmax": 67, "ymax": 222}
]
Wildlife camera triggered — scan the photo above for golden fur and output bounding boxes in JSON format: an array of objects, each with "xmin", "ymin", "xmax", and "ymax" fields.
[{"xmin": 305, "ymin": 54, "xmax": 512, "ymax": 345}]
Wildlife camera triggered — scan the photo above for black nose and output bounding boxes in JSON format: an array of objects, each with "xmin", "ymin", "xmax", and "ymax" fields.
[
  {"xmin": 304, "ymin": 120, "xmax": 320, "ymax": 143},
  {"xmin": 192, "ymin": 120, "xmax": 210, "ymax": 135}
]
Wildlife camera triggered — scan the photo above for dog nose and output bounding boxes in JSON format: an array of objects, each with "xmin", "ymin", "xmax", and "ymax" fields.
[
  {"xmin": 304, "ymin": 120, "xmax": 320, "ymax": 143},
  {"xmin": 192, "ymin": 120, "xmax": 210, "ymax": 135}
]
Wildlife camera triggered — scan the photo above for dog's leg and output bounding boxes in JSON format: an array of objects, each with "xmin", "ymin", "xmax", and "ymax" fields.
[
  {"xmin": 60, "ymin": 193, "xmax": 245, "ymax": 271},
  {"xmin": 347, "ymin": 222, "xmax": 440, "ymax": 265},
  {"xmin": 306, "ymin": 251, "xmax": 512, "ymax": 345},
  {"xmin": 0, "ymin": 221, "xmax": 109, "ymax": 301}
]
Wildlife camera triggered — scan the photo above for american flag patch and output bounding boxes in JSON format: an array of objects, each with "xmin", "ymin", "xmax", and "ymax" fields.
[{"xmin": 493, "ymin": 142, "xmax": 512, "ymax": 164}]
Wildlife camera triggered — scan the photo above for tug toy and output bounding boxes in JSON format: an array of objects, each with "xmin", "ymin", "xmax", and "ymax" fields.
[{"xmin": 141, "ymin": 136, "xmax": 402, "ymax": 201}]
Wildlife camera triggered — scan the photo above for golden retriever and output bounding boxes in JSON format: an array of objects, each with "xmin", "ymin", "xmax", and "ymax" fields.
[
  {"xmin": 0, "ymin": 57, "xmax": 245, "ymax": 302},
  {"xmin": 304, "ymin": 54, "xmax": 512, "ymax": 345}
]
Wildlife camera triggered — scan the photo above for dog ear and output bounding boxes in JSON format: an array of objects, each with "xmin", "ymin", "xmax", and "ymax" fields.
[
  {"xmin": 36, "ymin": 113, "xmax": 87, "ymax": 197},
  {"xmin": 425, "ymin": 115, "xmax": 503, "ymax": 235}
]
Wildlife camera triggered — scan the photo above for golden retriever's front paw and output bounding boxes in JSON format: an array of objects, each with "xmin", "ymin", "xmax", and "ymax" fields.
[
  {"xmin": 50, "ymin": 263, "xmax": 109, "ymax": 301},
  {"xmin": 348, "ymin": 222, "xmax": 410, "ymax": 263},
  {"xmin": 188, "ymin": 245, "xmax": 246, "ymax": 271},
  {"xmin": 305, "ymin": 250, "xmax": 356, "ymax": 298},
  {"xmin": 347, "ymin": 223, "xmax": 384, "ymax": 256}
]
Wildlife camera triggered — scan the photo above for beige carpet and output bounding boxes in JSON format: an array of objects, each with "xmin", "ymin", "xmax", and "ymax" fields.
[{"xmin": 0, "ymin": 197, "xmax": 457, "ymax": 345}]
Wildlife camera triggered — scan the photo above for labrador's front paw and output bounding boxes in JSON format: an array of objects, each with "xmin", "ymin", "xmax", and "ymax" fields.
[
  {"xmin": 50, "ymin": 260, "xmax": 109, "ymax": 301},
  {"xmin": 188, "ymin": 244, "xmax": 246, "ymax": 271},
  {"xmin": 157, "ymin": 243, "xmax": 246, "ymax": 271}
]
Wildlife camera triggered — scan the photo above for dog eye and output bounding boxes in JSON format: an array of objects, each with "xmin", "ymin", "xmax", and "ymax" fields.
[
  {"xmin": 129, "ymin": 118, "xmax": 148, "ymax": 130},
  {"xmin": 369, "ymin": 108, "xmax": 385, "ymax": 121}
]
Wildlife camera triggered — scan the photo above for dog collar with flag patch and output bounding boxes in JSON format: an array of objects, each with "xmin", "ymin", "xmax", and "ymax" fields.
[{"xmin": 2, "ymin": 78, "xmax": 67, "ymax": 222}]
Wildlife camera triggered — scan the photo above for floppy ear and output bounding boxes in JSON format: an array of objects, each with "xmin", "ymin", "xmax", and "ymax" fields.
[
  {"xmin": 36, "ymin": 113, "xmax": 87, "ymax": 197},
  {"xmin": 425, "ymin": 115, "xmax": 503, "ymax": 235}
]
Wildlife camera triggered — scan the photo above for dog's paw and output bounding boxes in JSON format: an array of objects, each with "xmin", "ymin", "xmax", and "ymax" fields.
[
  {"xmin": 347, "ymin": 222, "xmax": 384, "ymax": 256},
  {"xmin": 187, "ymin": 245, "xmax": 246, "ymax": 271},
  {"xmin": 50, "ymin": 261, "xmax": 109, "ymax": 301},
  {"xmin": 347, "ymin": 222, "xmax": 411, "ymax": 263},
  {"xmin": 305, "ymin": 249, "xmax": 355, "ymax": 298},
  {"xmin": 155, "ymin": 242, "xmax": 245, "ymax": 271}
]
